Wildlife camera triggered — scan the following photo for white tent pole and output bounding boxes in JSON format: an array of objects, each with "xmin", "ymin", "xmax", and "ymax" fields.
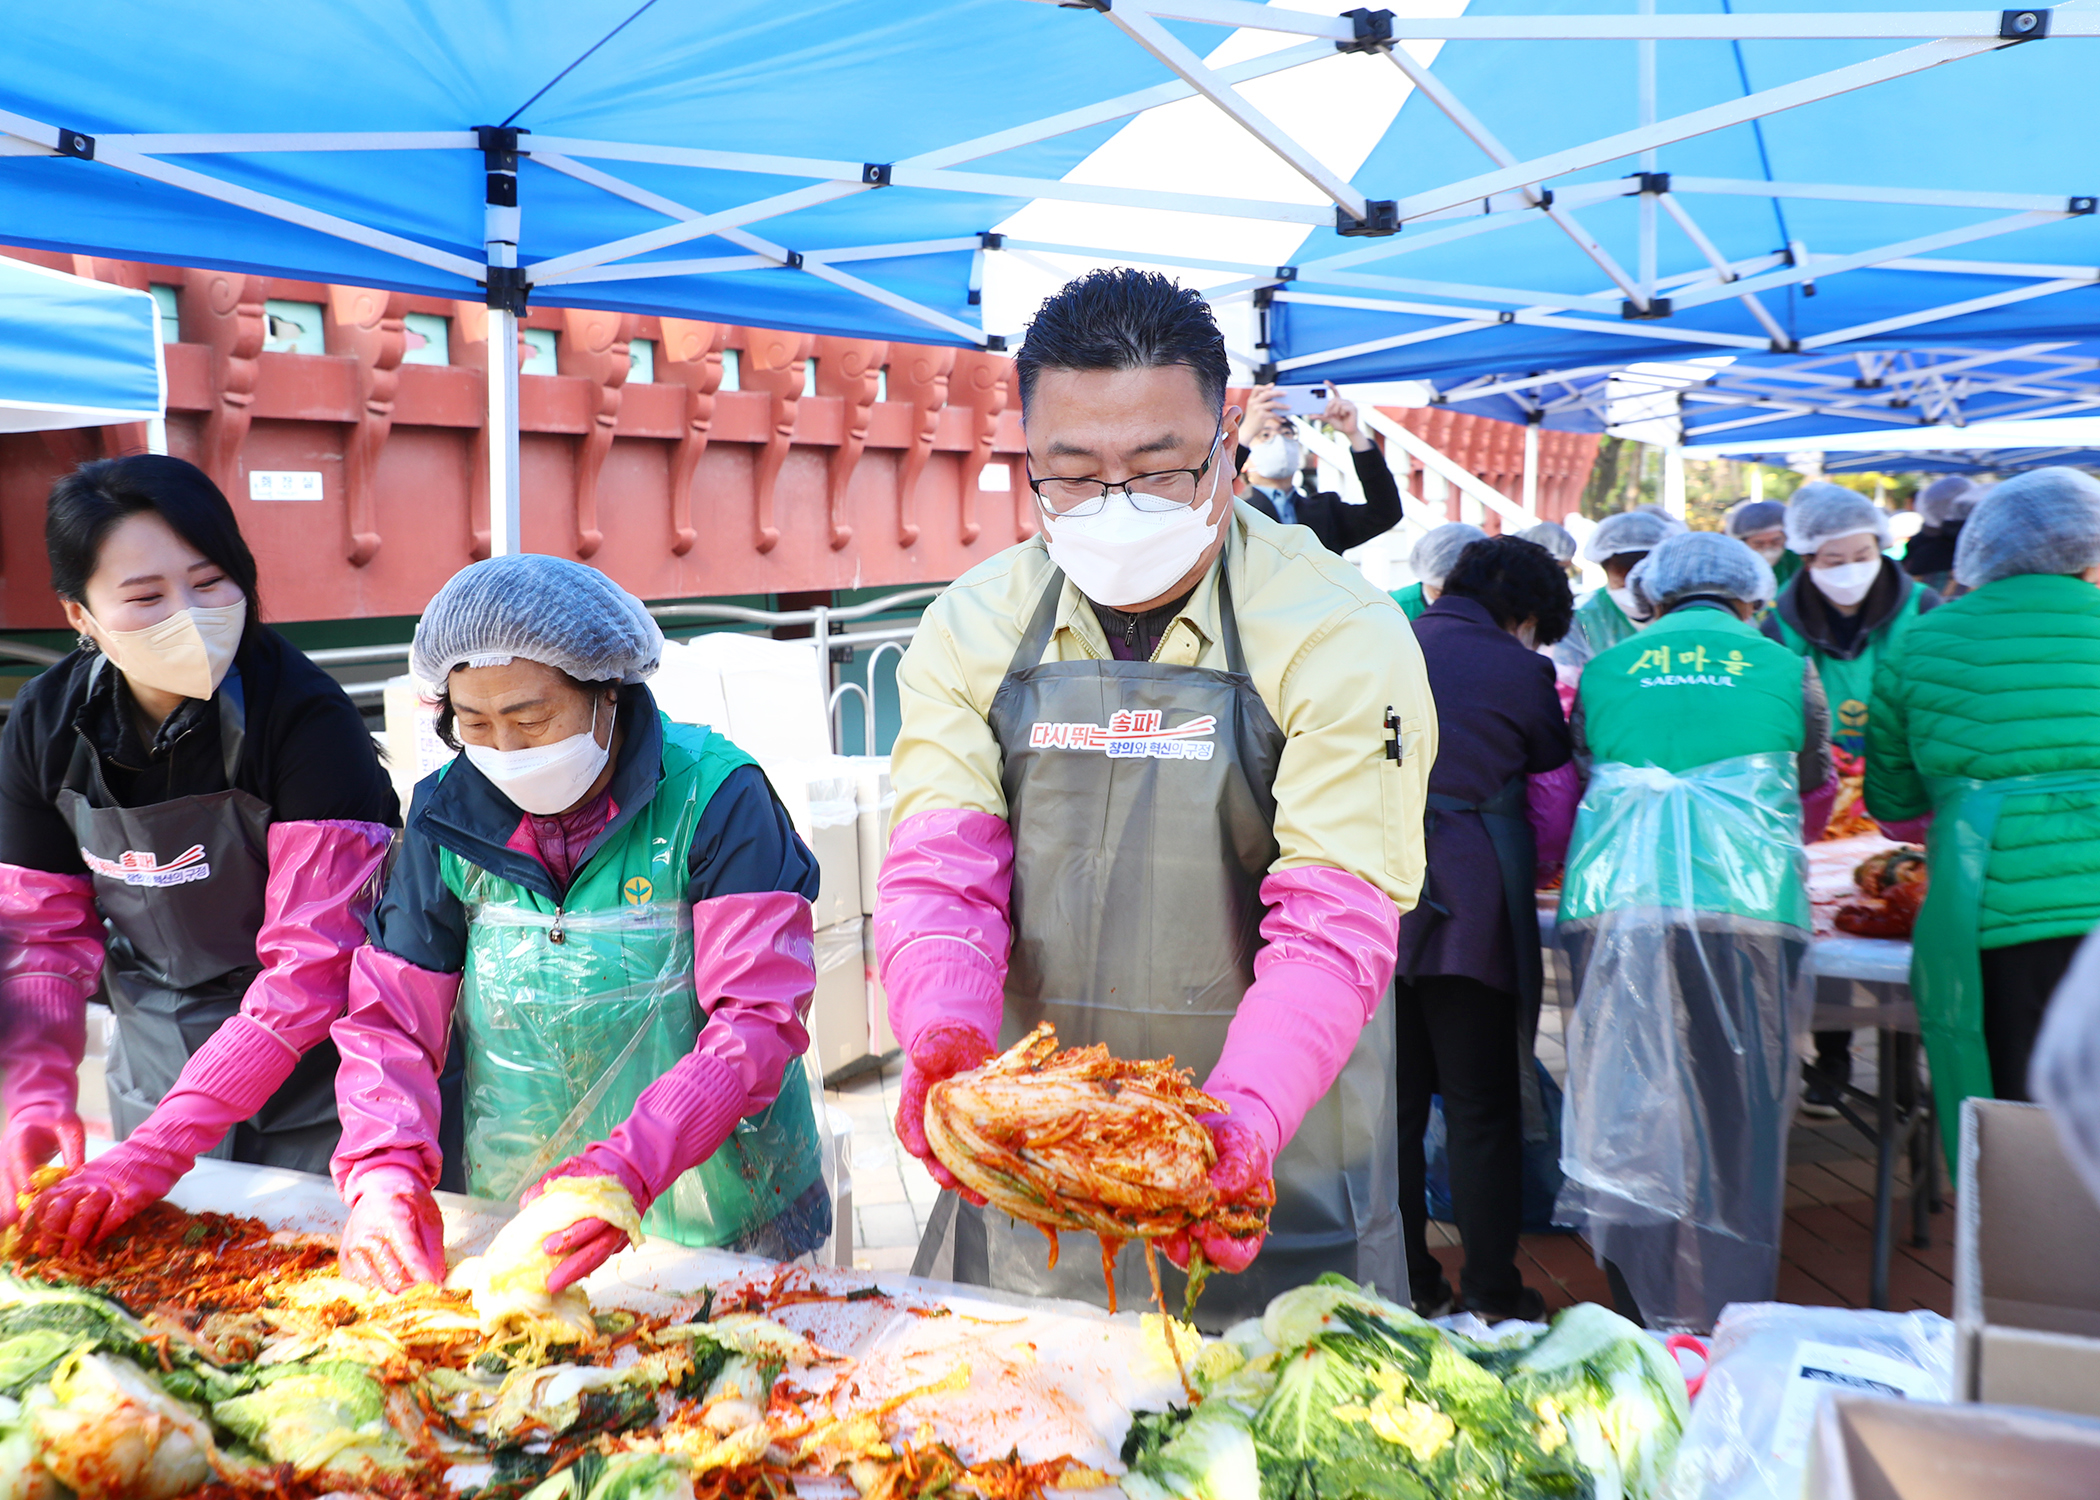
[
  {"xmin": 1749, "ymin": 464, "xmax": 1764, "ymax": 503},
  {"xmin": 1638, "ymin": 0, "xmax": 1658, "ymax": 309},
  {"xmin": 1661, "ymin": 444, "xmax": 1687, "ymax": 518},
  {"xmin": 1522, "ymin": 422, "xmax": 1541, "ymax": 514},
  {"xmin": 1105, "ymin": 3, "xmax": 1369, "ymax": 218},
  {"xmin": 1102, "ymin": 5, "xmax": 2088, "ymax": 42},
  {"xmin": 1796, "ymin": 276, "xmax": 2097, "ymax": 348},
  {"xmin": 1667, "ymin": 176, "xmax": 2073, "ymax": 213},
  {"xmin": 484, "ymin": 130, "xmax": 523, "ymax": 557}
]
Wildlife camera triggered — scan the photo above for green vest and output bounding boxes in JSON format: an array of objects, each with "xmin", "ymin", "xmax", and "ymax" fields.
[
  {"xmin": 1580, "ymin": 609, "xmax": 1805, "ymax": 772},
  {"xmin": 1391, "ymin": 582, "xmax": 1428, "ymax": 621},
  {"xmin": 1573, "ymin": 587, "xmax": 1640, "ymax": 659},
  {"xmin": 439, "ymin": 717, "xmax": 823, "ymax": 1250},
  {"xmin": 1773, "ymin": 576, "xmax": 1931, "ymax": 757},
  {"xmin": 1563, "ymin": 609, "xmax": 1808, "ymax": 928},
  {"xmin": 1771, "ymin": 550, "xmax": 1803, "ymax": 590}
]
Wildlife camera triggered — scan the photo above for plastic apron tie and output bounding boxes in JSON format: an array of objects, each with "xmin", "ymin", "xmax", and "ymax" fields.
[{"xmin": 1913, "ymin": 768, "xmax": 2100, "ymax": 1176}]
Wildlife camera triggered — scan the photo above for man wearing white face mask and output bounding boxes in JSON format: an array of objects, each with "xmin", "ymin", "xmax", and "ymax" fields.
[
  {"xmin": 1551, "ymin": 508, "xmax": 1686, "ymax": 678},
  {"xmin": 327, "ymin": 554, "xmax": 831, "ymax": 1295},
  {"xmin": 1, "ymin": 456, "xmax": 396, "ymax": 1253},
  {"xmin": 1232, "ymin": 383, "xmax": 1403, "ymax": 558},
  {"xmin": 877, "ymin": 268, "xmax": 1436, "ymax": 1329}
]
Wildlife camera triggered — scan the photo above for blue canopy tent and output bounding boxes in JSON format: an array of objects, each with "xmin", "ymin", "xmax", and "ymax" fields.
[
  {"xmin": 1761, "ymin": 446, "xmax": 2100, "ymax": 474},
  {"xmin": 0, "ymin": 257, "xmax": 163, "ymax": 433},
  {"xmin": 1430, "ymin": 342, "xmax": 2100, "ymax": 442},
  {"xmin": 6, "ymin": 0, "xmax": 2096, "ymax": 546}
]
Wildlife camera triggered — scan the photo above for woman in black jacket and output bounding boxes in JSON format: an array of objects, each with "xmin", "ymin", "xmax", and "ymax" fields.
[
  {"xmin": 1, "ymin": 456, "xmax": 397, "ymax": 1253},
  {"xmin": 1394, "ymin": 535, "xmax": 1575, "ymax": 1321}
]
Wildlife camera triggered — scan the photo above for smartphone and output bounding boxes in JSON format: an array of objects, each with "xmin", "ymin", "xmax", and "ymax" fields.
[{"xmin": 1276, "ymin": 383, "xmax": 1334, "ymax": 417}]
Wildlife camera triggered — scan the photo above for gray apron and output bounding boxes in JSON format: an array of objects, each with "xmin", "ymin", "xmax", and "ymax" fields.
[
  {"xmin": 912, "ymin": 566, "xmax": 1404, "ymax": 1330},
  {"xmin": 56, "ymin": 661, "xmax": 342, "ymax": 1172}
]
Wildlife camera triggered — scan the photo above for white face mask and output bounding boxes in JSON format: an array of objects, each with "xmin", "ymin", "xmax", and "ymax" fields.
[
  {"xmin": 89, "ymin": 599, "xmax": 246, "ymax": 701},
  {"xmin": 1247, "ymin": 435, "xmax": 1301, "ymax": 482},
  {"xmin": 1748, "ymin": 541, "xmax": 1787, "ymax": 565},
  {"xmin": 1606, "ymin": 586, "xmax": 1649, "ymax": 624},
  {"xmin": 1040, "ymin": 451, "xmax": 1226, "ymax": 610},
  {"xmin": 1811, "ymin": 559, "xmax": 1881, "ymax": 607},
  {"xmin": 464, "ymin": 697, "xmax": 614, "ymax": 816}
]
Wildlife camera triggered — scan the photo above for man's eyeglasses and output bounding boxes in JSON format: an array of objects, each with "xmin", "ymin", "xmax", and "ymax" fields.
[{"xmin": 1027, "ymin": 426, "xmax": 1224, "ymax": 517}]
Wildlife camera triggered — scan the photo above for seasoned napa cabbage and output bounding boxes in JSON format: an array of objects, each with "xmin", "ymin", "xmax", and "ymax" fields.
[
  {"xmin": 209, "ymin": 1358, "xmax": 415, "ymax": 1482},
  {"xmin": 521, "ymin": 1449, "xmax": 695, "ymax": 1500},
  {"xmin": 28, "ymin": 1351, "xmax": 224, "ymax": 1500}
]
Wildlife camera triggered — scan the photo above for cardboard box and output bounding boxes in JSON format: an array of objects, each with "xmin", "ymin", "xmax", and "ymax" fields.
[
  {"xmin": 381, "ymin": 675, "xmax": 454, "ymax": 805},
  {"xmin": 1955, "ymin": 1097, "xmax": 2100, "ymax": 1418},
  {"xmin": 1803, "ymin": 1394, "xmax": 2100, "ymax": 1500},
  {"xmin": 865, "ymin": 920, "xmax": 897, "ymax": 1058},
  {"xmin": 847, "ymin": 756, "xmax": 893, "ymax": 917},
  {"xmin": 809, "ymin": 917, "xmax": 871, "ymax": 1082}
]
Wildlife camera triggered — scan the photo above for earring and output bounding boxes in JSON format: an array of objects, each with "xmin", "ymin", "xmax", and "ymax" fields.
[{"xmin": 77, "ymin": 633, "xmax": 98, "ymax": 655}]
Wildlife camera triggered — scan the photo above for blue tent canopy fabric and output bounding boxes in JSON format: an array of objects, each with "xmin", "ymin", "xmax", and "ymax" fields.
[
  {"xmin": 1432, "ymin": 343, "xmax": 2100, "ymax": 445},
  {"xmin": 3, "ymin": 1, "xmax": 2094, "ymax": 363},
  {"xmin": 1740, "ymin": 446, "xmax": 2100, "ymax": 476},
  {"xmin": 0, "ymin": 257, "xmax": 164, "ymax": 433}
]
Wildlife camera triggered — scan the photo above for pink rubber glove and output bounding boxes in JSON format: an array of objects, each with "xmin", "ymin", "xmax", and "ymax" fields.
[
  {"xmin": 524, "ymin": 891, "xmax": 819, "ymax": 1292},
  {"xmin": 338, "ymin": 1164, "xmax": 447, "ymax": 1293},
  {"xmin": 0, "ymin": 866, "xmax": 103, "ymax": 1227},
  {"xmin": 23, "ymin": 821, "xmax": 390, "ymax": 1254},
  {"xmin": 874, "ymin": 809, "xmax": 1012, "ymax": 1055},
  {"xmin": 1802, "ymin": 775, "xmax": 1840, "ymax": 844},
  {"xmin": 1164, "ymin": 1113, "xmax": 1275, "ymax": 1275},
  {"xmin": 1203, "ymin": 866, "xmax": 1399, "ymax": 1168},
  {"xmin": 330, "ymin": 946, "xmax": 462, "ymax": 1202},
  {"xmin": 1527, "ymin": 762, "xmax": 1583, "ymax": 869},
  {"xmin": 895, "ymin": 1023, "xmax": 994, "ymax": 1204}
]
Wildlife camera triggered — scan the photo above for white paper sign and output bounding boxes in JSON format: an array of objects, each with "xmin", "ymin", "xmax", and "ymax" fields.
[
  {"xmin": 1769, "ymin": 1339, "xmax": 1942, "ymax": 1467},
  {"xmin": 978, "ymin": 462, "xmax": 1011, "ymax": 491},
  {"xmin": 248, "ymin": 470, "xmax": 323, "ymax": 501}
]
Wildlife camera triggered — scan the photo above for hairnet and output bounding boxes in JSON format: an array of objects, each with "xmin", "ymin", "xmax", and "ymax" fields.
[
  {"xmin": 1582, "ymin": 508, "xmax": 1685, "ymax": 563},
  {"xmin": 1627, "ymin": 531, "xmax": 1776, "ymax": 614},
  {"xmin": 1914, "ymin": 475, "xmax": 1976, "ymax": 528},
  {"xmin": 1410, "ymin": 522, "xmax": 1489, "ymax": 587},
  {"xmin": 1723, "ymin": 499, "xmax": 1788, "ymax": 539},
  {"xmin": 1952, "ymin": 467, "xmax": 2100, "ymax": 588},
  {"xmin": 1517, "ymin": 520, "xmax": 1578, "ymax": 564},
  {"xmin": 412, "ymin": 554, "xmax": 665, "ymax": 688},
  {"xmin": 2031, "ymin": 928, "xmax": 2100, "ymax": 1209},
  {"xmin": 1950, "ymin": 482, "xmax": 1991, "ymax": 520},
  {"xmin": 1785, "ymin": 483, "xmax": 1892, "ymax": 555}
]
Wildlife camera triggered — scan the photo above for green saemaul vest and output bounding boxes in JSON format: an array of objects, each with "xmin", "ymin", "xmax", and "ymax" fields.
[
  {"xmin": 1573, "ymin": 587, "xmax": 1641, "ymax": 659},
  {"xmin": 439, "ymin": 717, "xmax": 823, "ymax": 1250}
]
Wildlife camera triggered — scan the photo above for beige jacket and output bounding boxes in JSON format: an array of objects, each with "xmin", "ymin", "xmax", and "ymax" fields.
[{"xmin": 891, "ymin": 501, "xmax": 1435, "ymax": 912}]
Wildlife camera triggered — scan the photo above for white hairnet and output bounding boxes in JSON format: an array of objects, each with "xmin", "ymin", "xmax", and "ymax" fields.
[
  {"xmin": 1582, "ymin": 508, "xmax": 1686, "ymax": 563},
  {"xmin": 1627, "ymin": 531, "xmax": 1776, "ymax": 615},
  {"xmin": 1785, "ymin": 483, "xmax": 1892, "ymax": 555},
  {"xmin": 1915, "ymin": 475, "xmax": 1976, "ymax": 528},
  {"xmin": 412, "ymin": 554, "xmax": 665, "ymax": 688},
  {"xmin": 2030, "ymin": 928, "xmax": 2100, "ymax": 1209},
  {"xmin": 1950, "ymin": 482, "xmax": 1991, "ymax": 520},
  {"xmin": 1410, "ymin": 522, "xmax": 1489, "ymax": 587},
  {"xmin": 1723, "ymin": 499, "xmax": 1788, "ymax": 539},
  {"xmin": 1952, "ymin": 467, "xmax": 2100, "ymax": 588},
  {"xmin": 1517, "ymin": 520, "xmax": 1578, "ymax": 564}
]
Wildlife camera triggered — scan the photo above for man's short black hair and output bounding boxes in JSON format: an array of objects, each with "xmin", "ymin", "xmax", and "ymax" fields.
[
  {"xmin": 1015, "ymin": 268, "xmax": 1229, "ymax": 418},
  {"xmin": 1441, "ymin": 534, "xmax": 1576, "ymax": 646}
]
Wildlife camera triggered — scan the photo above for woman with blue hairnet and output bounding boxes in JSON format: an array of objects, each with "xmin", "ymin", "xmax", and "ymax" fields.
[
  {"xmin": 1867, "ymin": 468, "xmax": 2100, "ymax": 1172},
  {"xmin": 1762, "ymin": 484, "xmax": 1937, "ymax": 1114},
  {"xmin": 1390, "ymin": 522, "xmax": 1488, "ymax": 620},
  {"xmin": 1557, "ymin": 532, "xmax": 1834, "ymax": 1330},
  {"xmin": 328, "ymin": 555, "xmax": 829, "ymax": 1294},
  {"xmin": 1550, "ymin": 508, "xmax": 1686, "ymax": 674}
]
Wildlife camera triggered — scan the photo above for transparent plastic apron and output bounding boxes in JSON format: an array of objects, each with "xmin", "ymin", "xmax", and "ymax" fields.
[
  {"xmin": 452, "ymin": 778, "xmax": 822, "ymax": 1250},
  {"xmin": 56, "ymin": 661, "xmax": 341, "ymax": 1171},
  {"xmin": 1911, "ymin": 769, "xmax": 2100, "ymax": 1176},
  {"xmin": 1555, "ymin": 752, "xmax": 1813, "ymax": 1331},
  {"xmin": 914, "ymin": 567, "xmax": 1404, "ymax": 1331}
]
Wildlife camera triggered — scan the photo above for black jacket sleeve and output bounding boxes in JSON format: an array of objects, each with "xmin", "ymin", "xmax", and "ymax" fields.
[
  {"xmin": 1522, "ymin": 652, "xmax": 1576, "ymax": 775},
  {"xmin": 367, "ymin": 778, "xmax": 470, "ymax": 974},
  {"xmin": 686, "ymin": 764, "xmax": 822, "ymax": 904},
  {"xmin": 256, "ymin": 641, "xmax": 400, "ymax": 827},
  {"xmin": 1325, "ymin": 443, "xmax": 1405, "ymax": 552},
  {"xmin": 0, "ymin": 659, "xmax": 87, "ymax": 874}
]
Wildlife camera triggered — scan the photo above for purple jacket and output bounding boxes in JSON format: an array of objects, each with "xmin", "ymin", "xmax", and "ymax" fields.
[{"xmin": 1397, "ymin": 595, "xmax": 1573, "ymax": 995}]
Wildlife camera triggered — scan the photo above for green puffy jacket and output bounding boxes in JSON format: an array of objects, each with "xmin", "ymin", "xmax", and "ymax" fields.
[{"xmin": 1866, "ymin": 573, "xmax": 2100, "ymax": 949}]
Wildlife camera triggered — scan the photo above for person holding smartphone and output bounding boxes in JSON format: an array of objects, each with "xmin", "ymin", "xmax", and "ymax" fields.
[{"xmin": 1234, "ymin": 383, "xmax": 1404, "ymax": 557}]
